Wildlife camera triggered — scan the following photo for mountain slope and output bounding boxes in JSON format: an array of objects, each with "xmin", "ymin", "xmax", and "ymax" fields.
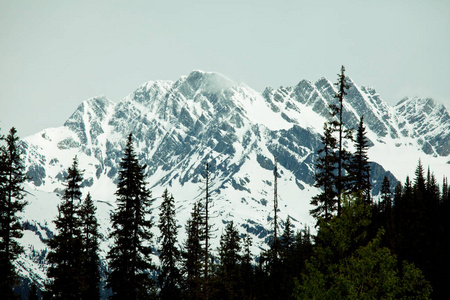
[
  {"xmin": 395, "ymin": 97, "xmax": 450, "ymax": 156},
  {"xmin": 15, "ymin": 70, "xmax": 450, "ymax": 290}
]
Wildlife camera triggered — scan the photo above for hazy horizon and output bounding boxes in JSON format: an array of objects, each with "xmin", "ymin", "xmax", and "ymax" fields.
[{"xmin": 1, "ymin": 0, "xmax": 449, "ymax": 137}]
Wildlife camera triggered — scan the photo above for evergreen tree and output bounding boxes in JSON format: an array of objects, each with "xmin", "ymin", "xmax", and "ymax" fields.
[
  {"xmin": 426, "ymin": 169, "xmax": 443, "ymax": 299},
  {"xmin": 277, "ymin": 216, "xmax": 299, "ymax": 299},
  {"xmin": 394, "ymin": 176, "xmax": 415, "ymax": 264},
  {"xmin": 46, "ymin": 156, "xmax": 84, "ymax": 299},
  {"xmin": 311, "ymin": 123, "xmax": 338, "ymax": 222},
  {"xmin": 0, "ymin": 127, "xmax": 27, "ymax": 299},
  {"xmin": 216, "ymin": 221, "xmax": 241, "ymax": 300},
  {"xmin": 380, "ymin": 176, "xmax": 392, "ymax": 211},
  {"xmin": 380, "ymin": 176, "xmax": 394, "ymax": 248},
  {"xmin": 312, "ymin": 66, "xmax": 353, "ymax": 221},
  {"xmin": 107, "ymin": 133, "xmax": 155, "ymax": 300},
  {"xmin": 392, "ymin": 181, "xmax": 403, "ymax": 251},
  {"xmin": 158, "ymin": 189, "xmax": 181, "ymax": 299},
  {"xmin": 404, "ymin": 176, "xmax": 413, "ymax": 198},
  {"xmin": 241, "ymin": 233, "xmax": 253, "ymax": 270},
  {"xmin": 425, "ymin": 168, "xmax": 440, "ymax": 216},
  {"xmin": 414, "ymin": 160, "xmax": 426, "ymax": 195},
  {"xmin": 182, "ymin": 201, "xmax": 203, "ymax": 299},
  {"xmin": 280, "ymin": 216, "xmax": 294, "ymax": 252},
  {"xmin": 391, "ymin": 164, "xmax": 450, "ymax": 298},
  {"xmin": 437, "ymin": 176, "xmax": 450, "ymax": 299},
  {"xmin": 272, "ymin": 156, "xmax": 279, "ymax": 256},
  {"xmin": 442, "ymin": 177, "xmax": 449, "ymax": 203},
  {"xmin": 239, "ymin": 233, "xmax": 254, "ymax": 299},
  {"xmin": 347, "ymin": 116, "xmax": 371, "ymax": 204},
  {"xmin": 198, "ymin": 162, "xmax": 214, "ymax": 298},
  {"xmin": 409, "ymin": 161, "xmax": 429, "ymax": 263},
  {"xmin": 329, "ymin": 65, "xmax": 351, "ymax": 216},
  {"xmin": 410, "ymin": 162, "xmax": 441, "ymax": 298},
  {"xmin": 291, "ymin": 227, "xmax": 313, "ymax": 281},
  {"xmin": 79, "ymin": 192, "xmax": 101, "ymax": 299}
]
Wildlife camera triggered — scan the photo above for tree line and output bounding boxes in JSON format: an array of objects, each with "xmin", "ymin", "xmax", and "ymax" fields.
[
  {"xmin": 1, "ymin": 66, "xmax": 448, "ymax": 299},
  {"xmin": 41, "ymin": 134, "xmax": 314, "ymax": 300},
  {"xmin": 0, "ymin": 128, "xmax": 310, "ymax": 300}
]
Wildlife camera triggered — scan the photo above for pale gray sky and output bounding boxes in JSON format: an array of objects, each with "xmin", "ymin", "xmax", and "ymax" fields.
[{"xmin": 1, "ymin": 0, "xmax": 449, "ymax": 137}]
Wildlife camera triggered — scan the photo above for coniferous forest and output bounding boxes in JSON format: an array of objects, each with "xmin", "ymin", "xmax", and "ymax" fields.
[{"xmin": 1, "ymin": 67, "xmax": 450, "ymax": 299}]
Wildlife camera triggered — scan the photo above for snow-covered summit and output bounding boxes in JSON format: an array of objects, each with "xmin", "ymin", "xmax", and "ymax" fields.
[
  {"xmin": 395, "ymin": 97, "xmax": 450, "ymax": 156},
  {"xmin": 16, "ymin": 71, "xmax": 450, "ymax": 290}
]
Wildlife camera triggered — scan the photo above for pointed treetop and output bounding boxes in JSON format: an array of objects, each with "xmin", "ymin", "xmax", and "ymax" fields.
[
  {"xmin": 126, "ymin": 133, "xmax": 134, "ymax": 149},
  {"xmin": 334, "ymin": 65, "xmax": 350, "ymax": 98}
]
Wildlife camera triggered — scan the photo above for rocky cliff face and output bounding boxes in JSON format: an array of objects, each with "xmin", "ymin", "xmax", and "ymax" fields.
[
  {"xmin": 394, "ymin": 97, "xmax": 450, "ymax": 156},
  {"xmin": 16, "ymin": 70, "xmax": 450, "ymax": 290}
]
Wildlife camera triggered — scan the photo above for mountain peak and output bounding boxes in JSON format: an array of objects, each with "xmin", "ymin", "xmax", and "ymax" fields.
[
  {"xmin": 315, "ymin": 76, "xmax": 333, "ymax": 87},
  {"xmin": 395, "ymin": 97, "xmax": 449, "ymax": 124},
  {"xmin": 395, "ymin": 96, "xmax": 450, "ymax": 156},
  {"xmin": 16, "ymin": 72, "xmax": 450, "ymax": 291},
  {"xmin": 395, "ymin": 96, "xmax": 443, "ymax": 112},
  {"xmin": 65, "ymin": 95, "xmax": 114, "ymax": 124},
  {"xmin": 183, "ymin": 70, "xmax": 236, "ymax": 93}
]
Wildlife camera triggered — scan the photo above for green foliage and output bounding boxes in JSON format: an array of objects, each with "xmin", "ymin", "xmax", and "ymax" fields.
[
  {"xmin": 315, "ymin": 195, "xmax": 371, "ymax": 261},
  {"xmin": 295, "ymin": 195, "xmax": 432, "ymax": 300},
  {"xmin": 400, "ymin": 261, "xmax": 433, "ymax": 299}
]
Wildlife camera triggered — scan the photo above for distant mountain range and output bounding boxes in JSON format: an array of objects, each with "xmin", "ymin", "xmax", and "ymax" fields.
[{"xmin": 16, "ymin": 70, "xmax": 450, "ymax": 290}]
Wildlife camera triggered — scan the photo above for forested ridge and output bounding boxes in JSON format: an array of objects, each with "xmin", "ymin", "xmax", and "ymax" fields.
[{"xmin": 1, "ymin": 67, "xmax": 449, "ymax": 299}]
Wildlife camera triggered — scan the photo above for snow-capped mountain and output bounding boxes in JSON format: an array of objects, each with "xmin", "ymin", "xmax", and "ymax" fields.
[
  {"xmin": 394, "ymin": 96, "xmax": 450, "ymax": 156},
  {"xmin": 15, "ymin": 70, "xmax": 450, "ymax": 290}
]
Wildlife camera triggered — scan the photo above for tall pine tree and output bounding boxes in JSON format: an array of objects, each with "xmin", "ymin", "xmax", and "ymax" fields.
[
  {"xmin": 280, "ymin": 216, "xmax": 294, "ymax": 252},
  {"xmin": 182, "ymin": 201, "xmax": 203, "ymax": 299},
  {"xmin": 46, "ymin": 156, "xmax": 84, "ymax": 299},
  {"xmin": 216, "ymin": 221, "xmax": 241, "ymax": 300},
  {"xmin": 107, "ymin": 133, "xmax": 155, "ymax": 300},
  {"xmin": 330, "ymin": 65, "xmax": 351, "ymax": 216},
  {"xmin": 199, "ymin": 162, "xmax": 214, "ymax": 299},
  {"xmin": 0, "ymin": 127, "xmax": 27, "ymax": 299},
  {"xmin": 380, "ymin": 176, "xmax": 394, "ymax": 248},
  {"xmin": 239, "ymin": 233, "xmax": 254, "ymax": 299},
  {"xmin": 347, "ymin": 116, "xmax": 371, "ymax": 204},
  {"xmin": 278, "ymin": 216, "xmax": 297, "ymax": 299},
  {"xmin": 158, "ymin": 189, "xmax": 181, "ymax": 299},
  {"xmin": 79, "ymin": 192, "xmax": 101, "ymax": 299},
  {"xmin": 311, "ymin": 123, "xmax": 338, "ymax": 222}
]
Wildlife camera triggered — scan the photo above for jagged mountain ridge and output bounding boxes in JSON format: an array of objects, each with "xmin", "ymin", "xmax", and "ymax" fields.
[
  {"xmin": 16, "ymin": 70, "xmax": 450, "ymax": 290},
  {"xmin": 395, "ymin": 96, "xmax": 450, "ymax": 156}
]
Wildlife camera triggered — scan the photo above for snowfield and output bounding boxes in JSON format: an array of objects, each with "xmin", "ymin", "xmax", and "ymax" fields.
[{"xmin": 15, "ymin": 70, "xmax": 450, "ymax": 288}]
